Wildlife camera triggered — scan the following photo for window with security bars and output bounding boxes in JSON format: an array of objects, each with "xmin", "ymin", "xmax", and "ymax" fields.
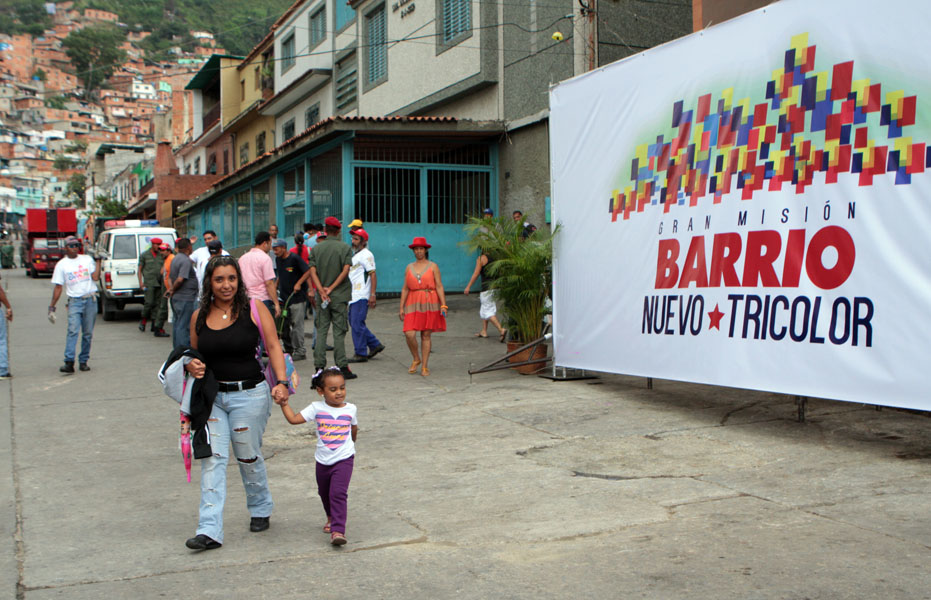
[
  {"xmin": 282, "ymin": 118, "xmax": 295, "ymax": 141},
  {"xmin": 335, "ymin": 52, "xmax": 357, "ymax": 113},
  {"xmin": 310, "ymin": 148, "xmax": 341, "ymax": 223},
  {"xmin": 282, "ymin": 164, "xmax": 305, "ymax": 206},
  {"xmin": 354, "ymin": 138, "xmax": 490, "ymax": 165},
  {"xmin": 221, "ymin": 198, "xmax": 234, "ymax": 245},
  {"xmin": 310, "ymin": 7, "xmax": 326, "ymax": 47},
  {"xmin": 255, "ymin": 131, "xmax": 266, "ymax": 156},
  {"xmin": 281, "ymin": 33, "xmax": 296, "ymax": 72},
  {"xmin": 252, "ymin": 180, "xmax": 270, "ymax": 235},
  {"xmin": 236, "ymin": 190, "xmax": 251, "ymax": 247},
  {"xmin": 366, "ymin": 6, "xmax": 387, "ymax": 85},
  {"xmin": 442, "ymin": 0, "xmax": 470, "ymax": 43},
  {"xmin": 305, "ymin": 104, "xmax": 320, "ymax": 129},
  {"xmin": 354, "ymin": 166, "xmax": 420, "ymax": 223},
  {"xmin": 240, "ymin": 142, "xmax": 249, "ymax": 166},
  {"xmin": 282, "ymin": 165, "xmax": 306, "ymax": 240},
  {"xmin": 427, "ymin": 170, "xmax": 490, "ymax": 224}
]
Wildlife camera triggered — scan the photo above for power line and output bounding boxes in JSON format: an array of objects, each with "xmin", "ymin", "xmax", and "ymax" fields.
[{"xmin": 24, "ymin": 11, "xmax": 578, "ymax": 97}]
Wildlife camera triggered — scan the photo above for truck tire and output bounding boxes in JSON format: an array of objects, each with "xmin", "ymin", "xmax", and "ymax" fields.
[
  {"xmin": 29, "ymin": 266, "xmax": 36, "ymax": 278},
  {"xmin": 102, "ymin": 297, "xmax": 116, "ymax": 321}
]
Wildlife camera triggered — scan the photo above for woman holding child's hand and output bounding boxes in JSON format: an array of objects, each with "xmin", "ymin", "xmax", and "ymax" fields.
[{"xmin": 181, "ymin": 255, "xmax": 287, "ymax": 552}]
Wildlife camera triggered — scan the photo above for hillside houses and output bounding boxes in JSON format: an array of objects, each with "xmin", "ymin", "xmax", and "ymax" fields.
[{"xmin": 0, "ymin": 3, "xmax": 231, "ymax": 232}]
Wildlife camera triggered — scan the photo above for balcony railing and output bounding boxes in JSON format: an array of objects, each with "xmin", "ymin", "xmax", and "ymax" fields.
[
  {"xmin": 137, "ymin": 178, "xmax": 154, "ymax": 197},
  {"xmin": 202, "ymin": 103, "xmax": 221, "ymax": 131}
]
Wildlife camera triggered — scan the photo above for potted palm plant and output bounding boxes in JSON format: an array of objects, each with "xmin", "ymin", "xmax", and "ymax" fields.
[{"xmin": 463, "ymin": 216, "xmax": 556, "ymax": 373}]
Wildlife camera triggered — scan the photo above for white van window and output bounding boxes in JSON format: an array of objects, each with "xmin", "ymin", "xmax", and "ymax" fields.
[
  {"xmin": 139, "ymin": 234, "xmax": 175, "ymax": 254},
  {"xmin": 112, "ymin": 235, "xmax": 137, "ymax": 260}
]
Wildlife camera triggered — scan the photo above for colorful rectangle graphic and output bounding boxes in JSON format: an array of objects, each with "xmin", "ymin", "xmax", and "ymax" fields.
[{"xmin": 610, "ymin": 34, "xmax": 928, "ymax": 221}]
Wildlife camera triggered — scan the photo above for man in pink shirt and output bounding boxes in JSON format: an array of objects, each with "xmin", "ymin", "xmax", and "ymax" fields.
[{"xmin": 238, "ymin": 231, "xmax": 281, "ymax": 317}]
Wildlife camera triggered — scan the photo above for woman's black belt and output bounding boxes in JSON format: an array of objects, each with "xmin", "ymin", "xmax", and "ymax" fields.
[{"xmin": 216, "ymin": 377, "xmax": 265, "ymax": 392}]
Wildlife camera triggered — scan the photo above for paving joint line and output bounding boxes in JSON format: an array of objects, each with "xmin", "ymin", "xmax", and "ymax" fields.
[
  {"xmin": 480, "ymin": 409, "xmax": 565, "ymax": 439},
  {"xmin": 19, "ymin": 536, "xmax": 435, "ymax": 592},
  {"xmin": 8, "ymin": 381, "xmax": 26, "ymax": 600},
  {"xmin": 697, "ymin": 478, "xmax": 931, "ymax": 550}
]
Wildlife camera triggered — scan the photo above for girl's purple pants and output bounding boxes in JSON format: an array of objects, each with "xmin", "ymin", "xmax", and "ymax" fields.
[{"xmin": 316, "ymin": 455, "xmax": 354, "ymax": 534}]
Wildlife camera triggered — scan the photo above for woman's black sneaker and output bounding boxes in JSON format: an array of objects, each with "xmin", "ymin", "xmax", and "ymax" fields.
[
  {"xmin": 185, "ymin": 534, "xmax": 221, "ymax": 550},
  {"xmin": 249, "ymin": 517, "xmax": 270, "ymax": 532}
]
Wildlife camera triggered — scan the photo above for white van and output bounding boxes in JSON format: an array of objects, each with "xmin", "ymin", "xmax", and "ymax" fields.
[{"xmin": 93, "ymin": 221, "xmax": 177, "ymax": 321}]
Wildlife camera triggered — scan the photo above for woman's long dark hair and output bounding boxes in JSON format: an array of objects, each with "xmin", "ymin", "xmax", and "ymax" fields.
[{"xmin": 194, "ymin": 255, "xmax": 249, "ymax": 334}]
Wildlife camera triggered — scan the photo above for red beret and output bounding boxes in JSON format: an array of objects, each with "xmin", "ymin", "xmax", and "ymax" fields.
[{"xmin": 324, "ymin": 216, "xmax": 341, "ymax": 228}]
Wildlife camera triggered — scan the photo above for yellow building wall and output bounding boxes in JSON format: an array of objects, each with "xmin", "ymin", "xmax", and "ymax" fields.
[
  {"xmin": 238, "ymin": 56, "xmax": 267, "ymax": 111},
  {"xmin": 220, "ymin": 57, "xmax": 246, "ymax": 128},
  {"xmin": 233, "ymin": 116, "xmax": 277, "ymax": 166}
]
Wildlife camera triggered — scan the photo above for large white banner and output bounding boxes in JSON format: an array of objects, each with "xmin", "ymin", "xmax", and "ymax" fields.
[{"xmin": 549, "ymin": 0, "xmax": 931, "ymax": 410}]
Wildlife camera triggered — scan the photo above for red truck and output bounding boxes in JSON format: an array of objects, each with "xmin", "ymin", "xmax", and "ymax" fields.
[{"xmin": 24, "ymin": 208, "xmax": 78, "ymax": 278}]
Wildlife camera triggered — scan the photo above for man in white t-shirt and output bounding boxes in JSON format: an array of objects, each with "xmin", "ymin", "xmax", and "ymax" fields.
[
  {"xmin": 191, "ymin": 231, "xmax": 230, "ymax": 290},
  {"xmin": 49, "ymin": 236, "xmax": 101, "ymax": 373},
  {"xmin": 346, "ymin": 229, "xmax": 384, "ymax": 363}
]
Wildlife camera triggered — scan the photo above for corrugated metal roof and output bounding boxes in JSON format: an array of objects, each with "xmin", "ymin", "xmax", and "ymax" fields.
[{"xmin": 184, "ymin": 54, "xmax": 245, "ymax": 90}]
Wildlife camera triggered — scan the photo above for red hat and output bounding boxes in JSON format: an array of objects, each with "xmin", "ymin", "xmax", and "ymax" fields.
[
  {"xmin": 150, "ymin": 237, "xmax": 163, "ymax": 245},
  {"xmin": 324, "ymin": 216, "xmax": 341, "ymax": 228},
  {"xmin": 316, "ymin": 231, "xmax": 327, "ymax": 240},
  {"xmin": 352, "ymin": 228, "xmax": 369, "ymax": 242},
  {"xmin": 408, "ymin": 236, "xmax": 431, "ymax": 249}
]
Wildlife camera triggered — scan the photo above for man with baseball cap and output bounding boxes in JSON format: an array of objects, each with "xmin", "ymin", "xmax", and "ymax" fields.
[
  {"xmin": 347, "ymin": 228, "xmax": 384, "ymax": 362},
  {"xmin": 194, "ymin": 238, "xmax": 228, "ymax": 290},
  {"xmin": 348, "ymin": 219, "xmax": 363, "ymax": 232},
  {"xmin": 308, "ymin": 216, "xmax": 357, "ymax": 379},
  {"xmin": 138, "ymin": 236, "xmax": 170, "ymax": 337},
  {"xmin": 191, "ymin": 230, "xmax": 229, "ymax": 289},
  {"xmin": 49, "ymin": 236, "xmax": 101, "ymax": 373}
]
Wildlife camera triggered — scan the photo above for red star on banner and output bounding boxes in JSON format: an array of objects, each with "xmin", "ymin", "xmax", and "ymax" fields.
[{"xmin": 708, "ymin": 304, "xmax": 725, "ymax": 330}]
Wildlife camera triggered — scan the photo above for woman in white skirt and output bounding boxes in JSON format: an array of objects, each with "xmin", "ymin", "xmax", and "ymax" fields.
[{"xmin": 463, "ymin": 252, "xmax": 507, "ymax": 341}]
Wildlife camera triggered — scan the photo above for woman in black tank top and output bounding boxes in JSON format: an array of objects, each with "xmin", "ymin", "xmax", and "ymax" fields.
[{"xmin": 181, "ymin": 255, "xmax": 289, "ymax": 551}]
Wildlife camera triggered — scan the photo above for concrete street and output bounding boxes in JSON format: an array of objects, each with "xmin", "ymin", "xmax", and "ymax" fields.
[{"xmin": 1, "ymin": 269, "xmax": 929, "ymax": 599}]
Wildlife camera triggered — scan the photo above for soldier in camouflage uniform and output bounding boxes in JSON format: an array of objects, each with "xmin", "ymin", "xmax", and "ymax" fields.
[{"xmin": 137, "ymin": 237, "xmax": 170, "ymax": 337}]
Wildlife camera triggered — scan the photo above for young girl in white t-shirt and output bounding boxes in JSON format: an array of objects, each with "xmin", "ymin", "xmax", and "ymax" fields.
[{"xmin": 279, "ymin": 367, "xmax": 358, "ymax": 545}]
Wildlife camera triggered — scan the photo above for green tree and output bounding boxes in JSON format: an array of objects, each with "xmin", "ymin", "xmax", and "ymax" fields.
[
  {"xmin": 0, "ymin": 0, "xmax": 52, "ymax": 37},
  {"xmin": 54, "ymin": 155, "xmax": 84, "ymax": 171},
  {"xmin": 66, "ymin": 173, "xmax": 87, "ymax": 206},
  {"xmin": 33, "ymin": 67, "xmax": 47, "ymax": 82},
  {"xmin": 62, "ymin": 25, "xmax": 128, "ymax": 100},
  {"xmin": 65, "ymin": 140, "xmax": 88, "ymax": 154},
  {"xmin": 44, "ymin": 95, "xmax": 66, "ymax": 109},
  {"xmin": 90, "ymin": 195, "xmax": 128, "ymax": 218}
]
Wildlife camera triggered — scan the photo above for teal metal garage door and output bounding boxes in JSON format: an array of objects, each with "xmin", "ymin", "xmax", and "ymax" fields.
[{"xmin": 347, "ymin": 139, "xmax": 497, "ymax": 293}]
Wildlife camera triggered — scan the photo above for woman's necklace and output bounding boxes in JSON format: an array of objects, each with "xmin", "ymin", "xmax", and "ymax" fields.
[{"xmin": 213, "ymin": 302, "xmax": 232, "ymax": 320}]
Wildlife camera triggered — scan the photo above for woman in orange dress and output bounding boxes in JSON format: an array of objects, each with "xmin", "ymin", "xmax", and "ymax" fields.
[{"xmin": 399, "ymin": 237, "xmax": 447, "ymax": 376}]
